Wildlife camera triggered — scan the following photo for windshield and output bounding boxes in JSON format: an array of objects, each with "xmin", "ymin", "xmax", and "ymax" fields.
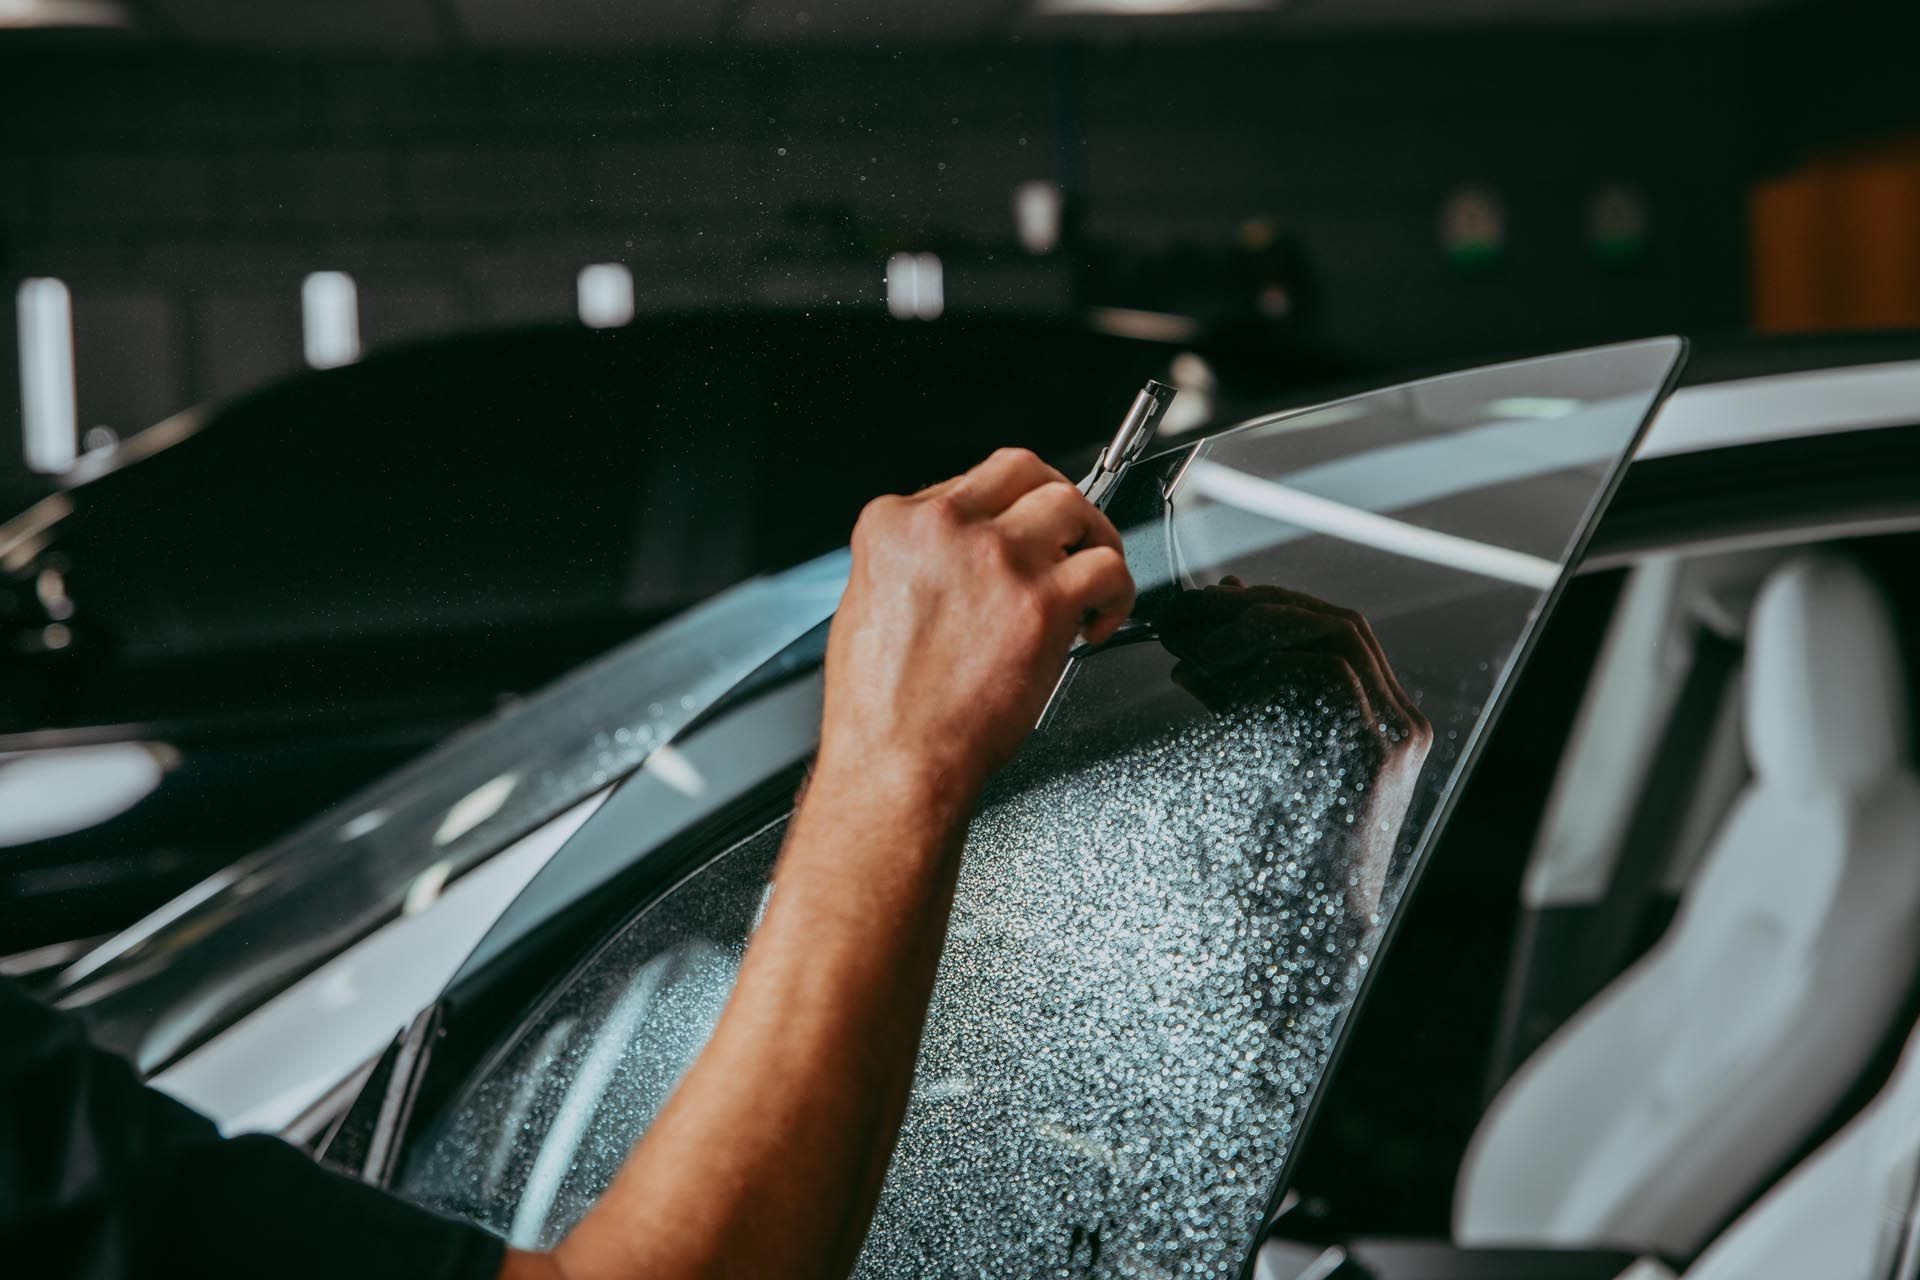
[
  {"xmin": 392, "ymin": 340, "xmax": 1681, "ymax": 1277},
  {"xmin": 51, "ymin": 552, "xmax": 848, "ymax": 1073}
]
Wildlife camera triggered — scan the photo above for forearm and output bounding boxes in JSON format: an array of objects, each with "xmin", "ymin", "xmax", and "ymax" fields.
[
  {"xmin": 505, "ymin": 447, "xmax": 1133, "ymax": 1280},
  {"xmin": 547, "ymin": 754, "xmax": 977, "ymax": 1280}
]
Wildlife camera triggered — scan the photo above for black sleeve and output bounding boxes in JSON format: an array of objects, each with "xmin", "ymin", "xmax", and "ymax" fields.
[{"xmin": 0, "ymin": 978, "xmax": 507, "ymax": 1280}]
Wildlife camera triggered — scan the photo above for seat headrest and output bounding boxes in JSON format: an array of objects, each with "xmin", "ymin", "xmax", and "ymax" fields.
[{"xmin": 1745, "ymin": 553, "xmax": 1909, "ymax": 789}]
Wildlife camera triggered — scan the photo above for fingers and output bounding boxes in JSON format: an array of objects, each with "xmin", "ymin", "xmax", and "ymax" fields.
[
  {"xmin": 1172, "ymin": 649, "xmax": 1376, "ymax": 721},
  {"xmin": 1155, "ymin": 584, "xmax": 1256, "ymax": 659},
  {"xmin": 953, "ymin": 448, "xmax": 1134, "ymax": 643},
  {"xmin": 1159, "ymin": 581, "xmax": 1430, "ymax": 742},
  {"xmin": 1205, "ymin": 591, "xmax": 1420, "ymax": 710},
  {"xmin": 1230, "ymin": 585, "xmax": 1421, "ymax": 716},
  {"xmin": 1052, "ymin": 545, "xmax": 1135, "ymax": 645},
  {"xmin": 1228, "ymin": 603, "xmax": 1414, "ymax": 737},
  {"xmin": 949, "ymin": 447, "xmax": 1072, "ymax": 518},
  {"xmin": 998, "ymin": 479, "xmax": 1124, "ymax": 565}
]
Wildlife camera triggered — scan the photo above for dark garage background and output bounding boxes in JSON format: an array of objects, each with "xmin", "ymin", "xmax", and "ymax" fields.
[
  {"xmin": 2, "ymin": 0, "xmax": 1917, "ymax": 947},
  {"xmin": 2, "ymin": 0, "xmax": 1911, "ymax": 506}
]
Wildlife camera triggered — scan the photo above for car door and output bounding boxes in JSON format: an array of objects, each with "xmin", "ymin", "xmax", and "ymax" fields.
[{"xmin": 362, "ymin": 338, "xmax": 1686, "ymax": 1280}]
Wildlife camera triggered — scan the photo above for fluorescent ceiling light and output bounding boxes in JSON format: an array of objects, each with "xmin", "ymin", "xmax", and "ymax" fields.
[
  {"xmin": 886, "ymin": 253, "xmax": 944, "ymax": 321},
  {"xmin": 18, "ymin": 278, "xmax": 78, "ymax": 475},
  {"xmin": 1014, "ymin": 182, "xmax": 1063, "ymax": 255},
  {"xmin": 0, "ymin": 0, "xmax": 128, "ymax": 27},
  {"xmin": 914, "ymin": 253, "xmax": 944, "ymax": 320},
  {"xmin": 1037, "ymin": 0, "xmax": 1274, "ymax": 14},
  {"xmin": 301, "ymin": 271, "xmax": 360, "ymax": 370},
  {"xmin": 577, "ymin": 263, "xmax": 635, "ymax": 329}
]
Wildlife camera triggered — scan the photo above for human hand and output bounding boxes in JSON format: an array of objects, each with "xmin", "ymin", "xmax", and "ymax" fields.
[
  {"xmin": 1157, "ymin": 579, "xmax": 1432, "ymax": 913},
  {"xmin": 819, "ymin": 448, "xmax": 1136, "ymax": 804}
]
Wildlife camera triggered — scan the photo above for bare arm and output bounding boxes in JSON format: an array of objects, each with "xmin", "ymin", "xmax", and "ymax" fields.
[{"xmin": 503, "ymin": 448, "xmax": 1134, "ymax": 1280}]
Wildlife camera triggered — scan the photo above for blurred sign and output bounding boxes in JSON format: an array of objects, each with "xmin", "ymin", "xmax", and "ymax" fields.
[
  {"xmin": 1590, "ymin": 183, "xmax": 1649, "ymax": 267},
  {"xmin": 1440, "ymin": 186, "xmax": 1506, "ymax": 270}
]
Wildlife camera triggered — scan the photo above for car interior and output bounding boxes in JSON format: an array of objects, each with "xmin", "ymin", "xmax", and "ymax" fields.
[{"xmin": 1265, "ymin": 523, "xmax": 1920, "ymax": 1280}]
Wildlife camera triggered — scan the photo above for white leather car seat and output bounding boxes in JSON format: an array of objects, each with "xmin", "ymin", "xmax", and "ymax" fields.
[
  {"xmin": 1454, "ymin": 552, "xmax": 1920, "ymax": 1258},
  {"xmin": 1680, "ymin": 1011, "xmax": 1920, "ymax": 1280}
]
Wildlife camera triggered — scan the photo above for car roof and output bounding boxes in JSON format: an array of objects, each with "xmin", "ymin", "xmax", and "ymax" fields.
[{"xmin": 1641, "ymin": 353, "xmax": 1920, "ymax": 459}]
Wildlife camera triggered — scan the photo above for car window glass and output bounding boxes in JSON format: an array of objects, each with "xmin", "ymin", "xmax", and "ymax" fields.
[
  {"xmin": 51, "ymin": 552, "xmax": 847, "ymax": 1072},
  {"xmin": 397, "ymin": 340, "xmax": 1681, "ymax": 1277}
]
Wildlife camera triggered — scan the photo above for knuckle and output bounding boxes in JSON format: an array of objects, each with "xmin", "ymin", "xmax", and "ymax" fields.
[
  {"xmin": 1017, "ymin": 580, "xmax": 1060, "ymax": 634},
  {"xmin": 1039, "ymin": 478, "xmax": 1080, "ymax": 504},
  {"xmin": 851, "ymin": 494, "xmax": 901, "ymax": 542},
  {"xmin": 894, "ymin": 487, "xmax": 960, "ymax": 537},
  {"xmin": 975, "ymin": 529, "xmax": 1019, "ymax": 573},
  {"xmin": 991, "ymin": 445, "xmax": 1040, "ymax": 467},
  {"xmin": 918, "ymin": 490, "xmax": 961, "ymax": 524},
  {"xmin": 1331, "ymin": 617, "xmax": 1365, "ymax": 647},
  {"xmin": 861, "ymin": 492, "xmax": 905, "ymax": 520},
  {"xmin": 1333, "ymin": 606, "xmax": 1374, "ymax": 638},
  {"xmin": 1083, "ymin": 544, "xmax": 1128, "ymax": 582},
  {"xmin": 994, "ymin": 581, "xmax": 1054, "ymax": 652}
]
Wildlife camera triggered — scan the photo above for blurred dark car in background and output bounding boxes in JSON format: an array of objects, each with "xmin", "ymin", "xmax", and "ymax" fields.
[{"xmin": 0, "ymin": 312, "xmax": 1186, "ymax": 954}]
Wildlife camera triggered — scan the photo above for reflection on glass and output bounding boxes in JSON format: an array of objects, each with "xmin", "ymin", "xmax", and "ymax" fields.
[
  {"xmin": 52, "ymin": 552, "xmax": 848, "ymax": 1073},
  {"xmin": 404, "ymin": 825, "xmax": 776, "ymax": 1239},
  {"xmin": 1155, "ymin": 580, "xmax": 1432, "ymax": 915},
  {"xmin": 400, "ymin": 341, "xmax": 1681, "ymax": 1277}
]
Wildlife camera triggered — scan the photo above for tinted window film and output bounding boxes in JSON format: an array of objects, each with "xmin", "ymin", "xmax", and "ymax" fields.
[{"xmin": 398, "ymin": 339, "xmax": 1682, "ymax": 1277}]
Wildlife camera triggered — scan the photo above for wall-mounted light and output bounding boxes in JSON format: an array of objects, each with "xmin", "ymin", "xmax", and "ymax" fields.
[
  {"xmin": 17, "ymin": 278, "xmax": 77, "ymax": 475},
  {"xmin": 1014, "ymin": 182, "xmax": 1064, "ymax": 255},
  {"xmin": 886, "ymin": 253, "xmax": 944, "ymax": 321},
  {"xmin": 578, "ymin": 263, "xmax": 635, "ymax": 329},
  {"xmin": 301, "ymin": 271, "xmax": 360, "ymax": 370}
]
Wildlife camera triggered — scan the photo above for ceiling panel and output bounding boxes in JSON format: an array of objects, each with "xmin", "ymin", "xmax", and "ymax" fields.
[
  {"xmin": 141, "ymin": 0, "xmax": 442, "ymax": 47},
  {"xmin": 451, "ymin": 0, "xmax": 732, "ymax": 46},
  {"xmin": 737, "ymin": 0, "xmax": 1010, "ymax": 44}
]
